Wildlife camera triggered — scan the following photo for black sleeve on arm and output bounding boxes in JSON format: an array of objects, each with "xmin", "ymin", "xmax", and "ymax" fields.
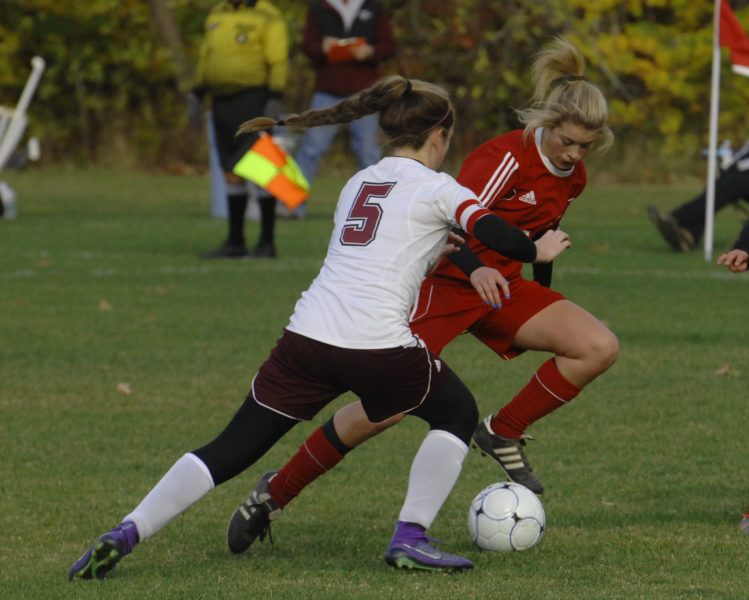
[
  {"xmin": 733, "ymin": 219, "xmax": 749, "ymax": 252},
  {"xmin": 471, "ymin": 213, "xmax": 537, "ymax": 263},
  {"xmin": 530, "ymin": 229, "xmax": 552, "ymax": 287},
  {"xmin": 447, "ymin": 228, "xmax": 485, "ymax": 277},
  {"xmin": 532, "ymin": 262, "xmax": 553, "ymax": 287}
]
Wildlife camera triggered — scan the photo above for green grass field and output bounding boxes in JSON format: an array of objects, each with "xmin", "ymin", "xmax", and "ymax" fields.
[{"xmin": 1, "ymin": 166, "xmax": 747, "ymax": 599}]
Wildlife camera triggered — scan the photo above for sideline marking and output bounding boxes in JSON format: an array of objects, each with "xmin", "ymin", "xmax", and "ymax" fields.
[
  {"xmin": 556, "ymin": 265, "xmax": 748, "ymax": 282},
  {"xmin": 3, "ymin": 262, "xmax": 746, "ymax": 282}
]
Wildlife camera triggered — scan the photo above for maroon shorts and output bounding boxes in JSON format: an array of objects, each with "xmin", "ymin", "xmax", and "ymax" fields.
[
  {"xmin": 410, "ymin": 274, "xmax": 565, "ymax": 359},
  {"xmin": 252, "ymin": 329, "xmax": 448, "ymax": 422}
]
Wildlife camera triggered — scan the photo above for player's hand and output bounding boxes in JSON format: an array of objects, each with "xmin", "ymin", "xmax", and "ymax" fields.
[
  {"xmin": 187, "ymin": 92, "xmax": 203, "ymax": 130},
  {"xmin": 534, "ymin": 229, "xmax": 571, "ymax": 263},
  {"xmin": 428, "ymin": 232, "xmax": 465, "ymax": 275},
  {"xmin": 443, "ymin": 231, "xmax": 465, "ymax": 256},
  {"xmin": 717, "ymin": 248, "xmax": 749, "ymax": 272},
  {"xmin": 469, "ymin": 266, "xmax": 510, "ymax": 308}
]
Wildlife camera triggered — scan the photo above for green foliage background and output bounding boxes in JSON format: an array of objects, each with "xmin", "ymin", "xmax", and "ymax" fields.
[{"xmin": 2, "ymin": 0, "xmax": 749, "ymax": 177}]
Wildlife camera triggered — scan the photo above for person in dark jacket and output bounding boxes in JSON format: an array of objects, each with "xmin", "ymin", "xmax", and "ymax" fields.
[{"xmin": 290, "ymin": 0, "xmax": 396, "ymax": 217}]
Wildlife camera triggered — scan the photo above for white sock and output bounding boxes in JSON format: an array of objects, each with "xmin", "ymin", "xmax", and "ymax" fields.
[
  {"xmin": 123, "ymin": 453, "xmax": 215, "ymax": 541},
  {"xmin": 397, "ymin": 430, "xmax": 468, "ymax": 530}
]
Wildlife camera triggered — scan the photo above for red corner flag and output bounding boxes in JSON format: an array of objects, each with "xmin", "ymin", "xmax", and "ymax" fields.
[{"xmin": 720, "ymin": 0, "xmax": 749, "ymax": 76}]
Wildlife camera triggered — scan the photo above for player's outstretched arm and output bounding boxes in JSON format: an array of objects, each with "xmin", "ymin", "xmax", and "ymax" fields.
[{"xmin": 471, "ymin": 213, "xmax": 536, "ymax": 262}]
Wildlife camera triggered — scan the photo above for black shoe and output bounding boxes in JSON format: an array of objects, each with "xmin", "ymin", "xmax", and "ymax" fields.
[
  {"xmin": 646, "ymin": 206, "xmax": 695, "ymax": 252},
  {"xmin": 199, "ymin": 241, "xmax": 249, "ymax": 259},
  {"xmin": 248, "ymin": 241, "xmax": 276, "ymax": 259},
  {"xmin": 227, "ymin": 471, "xmax": 282, "ymax": 554},
  {"xmin": 472, "ymin": 416, "xmax": 544, "ymax": 495}
]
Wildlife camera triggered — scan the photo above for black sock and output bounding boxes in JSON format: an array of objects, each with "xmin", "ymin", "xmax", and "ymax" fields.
[
  {"xmin": 258, "ymin": 196, "xmax": 276, "ymax": 245},
  {"xmin": 227, "ymin": 194, "xmax": 248, "ymax": 245},
  {"xmin": 321, "ymin": 417, "xmax": 353, "ymax": 455}
]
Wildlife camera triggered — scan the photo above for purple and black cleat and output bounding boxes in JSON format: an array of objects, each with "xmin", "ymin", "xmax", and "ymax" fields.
[
  {"xmin": 68, "ymin": 521, "xmax": 139, "ymax": 580},
  {"xmin": 384, "ymin": 521, "xmax": 473, "ymax": 572}
]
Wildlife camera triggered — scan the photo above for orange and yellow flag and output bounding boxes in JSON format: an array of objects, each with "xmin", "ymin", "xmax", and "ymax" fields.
[{"xmin": 233, "ymin": 133, "xmax": 309, "ymax": 209}]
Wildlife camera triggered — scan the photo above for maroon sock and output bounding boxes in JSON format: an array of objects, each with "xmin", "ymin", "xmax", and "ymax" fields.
[
  {"xmin": 491, "ymin": 358, "xmax": 581, "ymax": 438},
  {"xmin": 269, "ymin": 426, "xmax": 345, "ymax": 508}
]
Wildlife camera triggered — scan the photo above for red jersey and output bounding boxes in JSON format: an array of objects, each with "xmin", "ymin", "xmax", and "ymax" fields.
[{"xmin": 435, "ymin": 128, "xmax": 587, "ymax": 281}]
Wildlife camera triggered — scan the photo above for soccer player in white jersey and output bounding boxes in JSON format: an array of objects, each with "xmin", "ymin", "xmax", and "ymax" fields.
[{"xmin": 68, "ymin": 75, "xmax": 570, "ymax": 580}]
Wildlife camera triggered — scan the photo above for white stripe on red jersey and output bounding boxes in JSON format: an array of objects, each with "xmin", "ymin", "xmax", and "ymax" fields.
[{"xmin": 477, "ymin": 152, "xmax": 518, "ymax": 206}]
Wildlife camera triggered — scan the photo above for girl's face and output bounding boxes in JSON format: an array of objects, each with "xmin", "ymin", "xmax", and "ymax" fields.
[{"xmin": 541, "ymin": 121, "xmax": 599, "ymax": 171}]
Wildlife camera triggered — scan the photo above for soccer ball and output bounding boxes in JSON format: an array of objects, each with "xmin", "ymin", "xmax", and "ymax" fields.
[{"xmin": 467, "ymin": 481, "xmax": 545, "ymax": 552}]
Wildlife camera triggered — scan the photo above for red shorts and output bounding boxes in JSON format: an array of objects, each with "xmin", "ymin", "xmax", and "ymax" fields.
[
  {"xmin": 252, "ymin": 329, "xmax": 448, "ymax": 422},
  {"xmin": 409, "ymin": 274, "xmax": 565, "ymax": 359}
]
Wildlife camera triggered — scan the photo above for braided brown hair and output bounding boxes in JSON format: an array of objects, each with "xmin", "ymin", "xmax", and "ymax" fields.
[{"xmin": 237, "ymin": 76, "xmax": 455, "ymax": 153}]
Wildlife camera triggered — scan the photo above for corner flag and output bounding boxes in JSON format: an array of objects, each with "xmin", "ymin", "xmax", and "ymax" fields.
[
  {"xmin": 720, "ymin": 0, "xmax": 749, "ymax": 76},
  {"xmin": 704, "ymin": 1, "xmax": 749, "ymax": 261},
  {"xmin": 233, "ymin": 133, "xmax": 309, "ymax": 209}
]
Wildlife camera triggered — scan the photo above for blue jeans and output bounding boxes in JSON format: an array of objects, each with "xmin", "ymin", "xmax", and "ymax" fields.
[{"xmin": 294, "ymin": 91, "xmax": 382, "ymax": 186}]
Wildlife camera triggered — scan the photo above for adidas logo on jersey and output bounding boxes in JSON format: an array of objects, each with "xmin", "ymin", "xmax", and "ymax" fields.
[{"xmin": 518, "ymin": 191, "xmax": 536, "ymax": 205}]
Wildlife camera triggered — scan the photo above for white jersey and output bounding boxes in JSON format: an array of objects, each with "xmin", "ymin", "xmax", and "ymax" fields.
[{"xmin": 287, "ymin": 156, "xmax": 491, "ymax": 349}]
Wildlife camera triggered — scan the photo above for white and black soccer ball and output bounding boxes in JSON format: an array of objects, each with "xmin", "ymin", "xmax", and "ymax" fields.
[{"xmin": 467, "ymin": 481, "xmax": 545, "ymax": 552}]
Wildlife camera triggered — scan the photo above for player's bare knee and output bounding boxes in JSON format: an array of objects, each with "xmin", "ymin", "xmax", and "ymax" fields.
[{"xmin": 587, "ymin": 328, "xmax": 619, "ymax": 374}]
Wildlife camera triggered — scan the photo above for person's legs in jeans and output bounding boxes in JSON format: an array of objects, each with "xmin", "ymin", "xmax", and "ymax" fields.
[
  {"xmin": 292, "ymin": 92, "xmax": 342, "ymax": 217},
  {"xmin": 348, "ymin": 112, "xmax": 382, "ymax": 169}
]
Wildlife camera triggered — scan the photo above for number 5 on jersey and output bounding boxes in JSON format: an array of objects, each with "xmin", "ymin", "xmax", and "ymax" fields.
[{"xmin": 340, "ymin": 182, "xmax": 395, "ymax": 246}]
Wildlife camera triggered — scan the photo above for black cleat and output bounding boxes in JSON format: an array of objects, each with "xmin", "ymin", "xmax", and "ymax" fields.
[
  {"xmin": 472, "ymin": 416, "xmax": 544, "ymax": 495},
  {"xmin": 227, "ymin": 470, "xmax": 282, "ymax": 554},
  {"xmin": 647, "ymin": 205, "xmax": 695, "ymax": 253}
]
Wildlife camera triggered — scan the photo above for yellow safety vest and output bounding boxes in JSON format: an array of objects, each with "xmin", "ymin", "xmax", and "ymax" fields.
[{"xmin": 194, "ymin": 1, "xmax": 288, "ymax": 97}]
